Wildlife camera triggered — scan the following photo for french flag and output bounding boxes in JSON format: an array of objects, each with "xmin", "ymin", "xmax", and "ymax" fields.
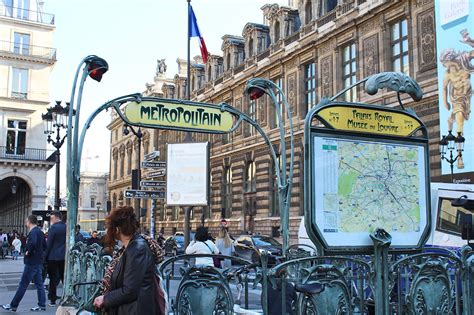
[{"xmin": 189, "ymin": 5, "xmax": 209, "ymax": 64}]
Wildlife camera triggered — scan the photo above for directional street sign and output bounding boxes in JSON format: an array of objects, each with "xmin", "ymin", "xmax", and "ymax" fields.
[
  {"xmin": 141, "ymin": 161, "xmax": 166, "ymax": 169},
  {"xmin": 140, "ymin": 180, "xmax": 166, "ymax": 188},
  {"xmin": 144, "ymin": 151, "xmax": 160, "ymax": 161},
  {"xmin": 146, "ymin": 169, "xmax": 166, "ymax": 178},
  {"xmin": 124, "ymin": 190, "xmax": 165, "ymax": 199}
]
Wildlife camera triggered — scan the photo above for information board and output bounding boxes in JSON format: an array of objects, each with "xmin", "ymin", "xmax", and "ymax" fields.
[
  {"xmin": 311, "ymin": 133, "xmax": 429, "ymax": 248},
  {"xmin": 166, "ymin": 142, "xmax": 209, "ymax": 206}
]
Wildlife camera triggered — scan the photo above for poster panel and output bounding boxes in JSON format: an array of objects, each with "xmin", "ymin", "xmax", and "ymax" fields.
[
  {"xmin": 166, "ymin": 142, "xmax": 209, "ymax": 206},
  {"xmin": 312, "ymin": 132, "xmax": 429, "ymax": 248},
  {"xmin": 435, "ymin": 0, "xmax": 474, "ymax": 175}
]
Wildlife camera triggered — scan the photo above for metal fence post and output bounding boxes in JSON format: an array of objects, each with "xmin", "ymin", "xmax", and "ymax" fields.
[{"xmin": 371, "ymin": 228, "xmax": 391, "ymax": 315}]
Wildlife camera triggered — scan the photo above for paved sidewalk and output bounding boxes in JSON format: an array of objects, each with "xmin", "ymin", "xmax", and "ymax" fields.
[{"xmin": 0, "ymin": 257, "xmax": 59, "ymax": 315}]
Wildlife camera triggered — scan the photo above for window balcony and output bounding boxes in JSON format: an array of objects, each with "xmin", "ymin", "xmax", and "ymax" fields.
[
  {"xmin": 10, "ymin": 91, "xmax": 27, "ymax": 100},
  {"xmin": 0, "ymin": 40, "xmax": 56, "ymax": 64},
  {"xmin": 0, "ymin": 146, "xmax": 55, "ymax": 163},
  {"xmin": 0, "ymin": 5, "xmax": 55, "ymax": 25}
]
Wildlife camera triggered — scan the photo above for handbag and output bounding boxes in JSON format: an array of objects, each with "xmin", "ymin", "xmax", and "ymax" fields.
[
  {"xmin": 202, "ymin": 241, "xmax": 221, "ymax": 268},
  {"xmin": 80, "ymin": 284, "xmax": 104, "ymax": 314}
]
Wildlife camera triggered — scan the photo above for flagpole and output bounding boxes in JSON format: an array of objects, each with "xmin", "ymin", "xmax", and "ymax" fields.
[
  {"xmin": 184, "ymin": 0, "xmax": 192, "ymax": 249},
  {"xmin": 186, "ymin": 0, "xmax": 191, "ymax": 101}
]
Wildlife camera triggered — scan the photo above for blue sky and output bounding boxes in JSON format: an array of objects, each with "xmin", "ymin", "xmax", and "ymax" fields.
[{"xmin": 44, "ymin": 0, "xmax": 287, "ymax": 189}]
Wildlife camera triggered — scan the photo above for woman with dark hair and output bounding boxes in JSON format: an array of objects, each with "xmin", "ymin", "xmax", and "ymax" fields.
[
  {"xmin": 93, "ymin": 206, "xmax": 164, "ymax": 314},
  {"xmin": 185, "ymin": 226, "xmax": 219, "ymax": 266}
]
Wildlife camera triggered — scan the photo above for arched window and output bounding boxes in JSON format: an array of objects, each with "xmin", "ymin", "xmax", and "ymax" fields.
[
  {"xmin": 248, "ymin": 38, "xmax": 254, "ymax": 57},
  {"xmin": 127, "ymin": 147, "xmax": 132, "ymax": 175},
  {"xmin": 244, "ymin": 161, "xmax": 256, "ymax": 193},
  {"xmin": 305, "ymin": 1, "xmax": 312, "ymax": 24},
  {"xmin": 274, "ymin": 21, "xmax": 280, "ymax": 42},
  {"xmin": 222, "ymin": 166, "xmax": 233, "ymax": 217},
  {"xmin": 113, "ymin": 155, "xmax": 118, "ymax": 180}
]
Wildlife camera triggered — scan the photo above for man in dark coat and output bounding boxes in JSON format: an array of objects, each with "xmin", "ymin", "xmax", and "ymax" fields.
[
  {"xmin": 45, "ymin": 211, "xmax": 66, "ymax": 306},
  {"xmin": 2, "ymin": 215, "xmax": 47, "ymax": 312}
]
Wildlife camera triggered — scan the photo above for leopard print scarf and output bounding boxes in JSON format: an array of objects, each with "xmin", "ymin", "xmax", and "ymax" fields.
[{"xmin": 100, "ymin": 234, "xmax": 164, "ymax": 294}]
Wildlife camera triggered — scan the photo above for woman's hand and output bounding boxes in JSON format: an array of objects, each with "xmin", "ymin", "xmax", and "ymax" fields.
[{"xmin": 93, "ymin": 295, "xmax": 105, "ymax": 308}]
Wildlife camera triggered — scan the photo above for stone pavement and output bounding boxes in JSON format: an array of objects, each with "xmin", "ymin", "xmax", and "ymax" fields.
[{"xmin": 0, "ymin": 256, "xmax": 59, "ymax": 315}]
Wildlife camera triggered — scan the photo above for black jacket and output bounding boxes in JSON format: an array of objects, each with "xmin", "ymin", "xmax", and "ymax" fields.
[
  {"xmin": 103, "ymin": 235, "xmax": 157, "ymax": 315},
  {"xmin": 46, "ymin": 221, "xmax": 66, "ymax": 261},
  {"xmin": 25, "ymin": 226, "xmax": 46, "ymax": 265}
]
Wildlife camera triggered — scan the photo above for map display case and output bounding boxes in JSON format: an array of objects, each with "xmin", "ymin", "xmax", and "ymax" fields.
[{"xmin": 304, "ymin": 101, "xmax": 431, "ymax": 253}]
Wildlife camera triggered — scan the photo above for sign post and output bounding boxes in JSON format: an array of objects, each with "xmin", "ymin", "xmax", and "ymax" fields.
[{"xmin": 305, "ymin": 100, "xmax": 430, "ymax": 253}]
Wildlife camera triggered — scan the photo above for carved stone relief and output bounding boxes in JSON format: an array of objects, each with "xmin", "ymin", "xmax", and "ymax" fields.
[
  {"xmin": 287, "ymin": 72, "xmax": 297, "ymax": 116},
  {"xmin": 363, "ymin": 34, "xmax": 380, "ymax": 78},
  {"xmin": 321, "ymin": 55, "xmax": 333, "ymax": 97},
  {"xmin": 417, "ymin": 10, "xmax": 436, "ymax": 72},
  {"xmin": 318, "ymin": 39, "xmax": 336, "ymax": 56}
]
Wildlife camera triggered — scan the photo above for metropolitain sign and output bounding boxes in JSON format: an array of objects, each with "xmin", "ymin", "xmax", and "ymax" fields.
[{"xmin": 124, "ymin": 100, "xmax": 234, "ymax": 133}]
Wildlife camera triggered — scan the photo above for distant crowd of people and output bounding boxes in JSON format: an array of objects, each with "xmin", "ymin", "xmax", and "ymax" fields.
[{"xmin": 0, "ymin": 229, "xmax": 27, "ymax": 260}]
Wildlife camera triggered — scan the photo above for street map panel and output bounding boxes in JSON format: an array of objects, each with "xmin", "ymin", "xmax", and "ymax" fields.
[{"xmin": 313, "ymin": 135, "xmax": 428, "ymax": 247}]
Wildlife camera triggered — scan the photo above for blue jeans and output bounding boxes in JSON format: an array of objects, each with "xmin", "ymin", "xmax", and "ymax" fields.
[
  {"xmin": 12, "ymin": 250, "xmax": 19, "ymax": 260},
  {"xmin": 10, "ymin": 264, "xmax": 46, "ymax": 308}
]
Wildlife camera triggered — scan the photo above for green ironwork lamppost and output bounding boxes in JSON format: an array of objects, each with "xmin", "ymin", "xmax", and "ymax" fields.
[
  {"xmin": 62, "ymin": 55, "xmax": 108, "ymax": 306},
  {"xmin": 42, "ymin": 101, "xmax": 74, "ymax": 210},
  {"xmin": 244, "ymin": 78, "xmax": 295, "ymax": 258},
  {"xmin": 439, "ymin": 130, "xmax": 465, "ymax": 182}
]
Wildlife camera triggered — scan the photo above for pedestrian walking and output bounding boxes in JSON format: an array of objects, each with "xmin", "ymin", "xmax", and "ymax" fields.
[
  {"xmin": 215, "ymin": 228, "xmax": 234, "ymax": 269},
  {"xmin": 185, "ymin": 226, "xmax": 219, "ymax": 267},
  {"xmin": 45, "ymin": 211, "xmax": 66, "ymax": 306},
  {"xmin": 0, "ymin": 230, "xmax": 7, "ymax": 259},
  {"xmin": 2, "ymin": 215, "xmax": 47, "ymax": 312},
  {"xmin": 93, "ymin": 206, "xmax": 165, "ymax": 314},
  {"xmin": 11, "ymin": 235, "xmax": 21, "ymax": 260},
  {"xmin": 74, "ymin": 224, "xmax": 84, "ymax": 243}
]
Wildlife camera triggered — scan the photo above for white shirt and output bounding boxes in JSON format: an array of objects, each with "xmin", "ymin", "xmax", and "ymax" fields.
[
  {"xmin": 12, "ymin": 239, "xmax": 21, "ymax": 252},
  {"xmin": 185, "ymin": 240, "xmax": 219, "ymax": 266}
]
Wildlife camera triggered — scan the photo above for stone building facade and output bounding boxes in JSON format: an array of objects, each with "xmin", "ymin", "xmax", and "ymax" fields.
[
  {"xmin": 0, "ymin": 1, "xmax": 56, "ymax": 233},
  {"xmin": 78, "ymin": 171, "xmax": 108, "ymax": 231},
  {"xmin": 109, "ymin": 0, "xmax": 440, "ymax": 240}
]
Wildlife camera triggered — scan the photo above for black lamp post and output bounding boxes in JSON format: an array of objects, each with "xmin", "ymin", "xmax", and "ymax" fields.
[
  {"xmin": 96, "ymin": 201, "xmax": 102, "ymax": 230},
  {"xmin": 439, "ymin": 130, "xmax": 465, "ymax": 182},
  {"xmin": 42, "ymin": 101, "xmax": 75, "ymax": 210}
]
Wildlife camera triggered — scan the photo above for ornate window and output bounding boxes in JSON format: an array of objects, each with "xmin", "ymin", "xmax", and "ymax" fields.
[
  {"xmin": 244, "ymin": 161, "xmax": 257, "ymax": 193},
  {"xmin": 90, "ymin": 196, "xmax": 96, "ymax": 208},
  {"xmin": 11, "ymin": 68, "xmax": 28, "ymax": 99},
  {"xmin": 342, "ymin": 43, "xmax": 357, "ymax": 102},
  {"xmin": 222, "ymin": 166, "xmax": 233, "ymax": 218},
  {"xmin": 303, "ymin": 62, "xmax": 317, "ymax": 117},
  {"xmin": 119, "ymin": 148, "xmax": 125, "ymax": 178},
  {"xmin": 391, "ymin": 19, "xmax": 409, "ymax": 75},
  {"xmin": 6, "ymin": 120, "xmax": 26, "ymax": 155}
]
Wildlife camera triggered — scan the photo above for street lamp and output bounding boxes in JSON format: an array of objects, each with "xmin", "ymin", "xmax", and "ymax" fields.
[
  {"xmin": 11, "ymin": 169, "xmax": 18, "ymax": 194},
  {"xmin": 42, "ymin": 101, "xmax": 75, "ymax": 210},
  {"xmin": 63, "ymin": 55, "xmax": 108, "ymax": 306},
  {"xmin": 439, "ymin": 130, "xmax": 465, "ymax": 182},
  {"xmin": 96, "ymin": 202, "xmax": 102, "ymax": 230}
]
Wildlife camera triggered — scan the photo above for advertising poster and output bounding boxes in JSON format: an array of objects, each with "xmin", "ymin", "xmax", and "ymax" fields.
[
  {"xmin": 435, "ymin": 0, "xmax": 474, "ymax": 176},
  {"xmin": 166, "ymin": 142, "xmax": 209, "ymax": 206}
]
